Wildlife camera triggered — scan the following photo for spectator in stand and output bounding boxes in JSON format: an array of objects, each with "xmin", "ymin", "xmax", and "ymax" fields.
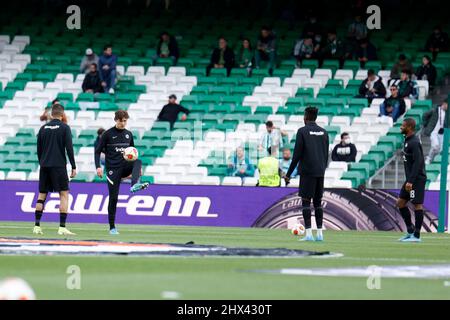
[
  {"xmin": 390, "ymin": 54, "xmax": 414, "ymax": 79},
  {"xmin": 40, "ymin": 99, "xmax": 67, "ymax": 124},
  {"xmin": 319, "ymin": 29, "xmax": 346, "ymax": 68},
  {"xmin": 293, "ymin": 36, "xmax": 318, "ymax": 67},
  {"xmin": 255, "ymin": 26, "xmax": 277, "ymax": 76},
  {"xmin": 153, "ymin": 31, "xmax": 179, "ymax": 66},
  {"xmin": 258, "ymin": 121, "xmax": 288, "ymax": 158},
  {"xmin": 302, "ymin": 14, "xmax": 323, "ymax": 41},
  {"xmin": 423, "ymin": 99, "xmax": 448, "ymax": 164},
  {"xmin": 357, "ymin": 69, "xmax": 386, "ymax": 103},
  {"xmin": 98, "ymin": 44, "xmax": 117, "ymax": 94},
  {"xmin": 415, "ymin": 55, "xmax": 437, "ymax": 89},
  {"xmin": 347, "ymin": 13, "xmax": 368, "ymax": 42},
  {"xmin": 302, "ymin": 14, "xmax": 323, "ymax": 47},
  {"xmin": 237, "ymin": 38, "xmax": 254, "ymax": 74},
  {"xmin": 390, "ymin": 70, "xmax": 417, "ymax": 100},
  {"xmin": 157, "ymin": 94, "xmax": 190, "ymax": 130},
  {"xmin": 206, "ymin": 37, "xmax": 235, "ymax": 77},
  {"xmin": 425, "ymin": 26, "xmax": 450, "ymax": 61},
  {"xmin": 379, "ymin": 84, "xmax": 406, "ymax": 122},
  {"xmin": 227, "ymin": 147, "xmax": 255, "ymax": 179},
  {"xmin": 331, "ymin": 132, "xmax": 357, "ymax": 163},
  {"xmin": 82, "ymin": 63, "xmax": 103, "ymax": 93},
  {"xmin": 80, "ymin": 48, "xmax": 99, "ymax": 74},
  {"xmin": 279, "ymin": 148, "xmax": 298, "ymax": 178},
  {"xmin": 355, "ymin": 38, "xmax": 377, "ymax": 69},
  {"xmin": 94, "ymin": 127, "xmax": 106, "ymax": 167}
]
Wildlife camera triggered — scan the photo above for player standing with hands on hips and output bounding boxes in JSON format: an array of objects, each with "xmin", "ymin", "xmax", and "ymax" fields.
[
  {"xmin": 284, "ymin": 107, "xmax": 329, "ymax": 242},
  {"xmin": 397, "ymin": 118, "xmax": 427, "ymax": 242},
  {"xmin": 33, "ymin": 104, "xmax": 77, "ymax": 236},
  {"xmin": 94, "ymin": 110, "xmax": 149, "ymax": 235}
]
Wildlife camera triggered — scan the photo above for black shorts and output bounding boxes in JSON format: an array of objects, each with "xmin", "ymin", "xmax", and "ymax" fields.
[
  {"xmin": 299, "ymin": 175, "xmax": 324, "ymax": 200},
  {"xmin": 399, "ymin": 179, "xmax": 426, "ymax": 205},
  {"xmin": 39, "ymin": 167, "xmax": 69, "ymax": 193}
]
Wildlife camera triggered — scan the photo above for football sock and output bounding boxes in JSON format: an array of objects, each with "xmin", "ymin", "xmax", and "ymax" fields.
[
  {"xmin": 59, "ymin": 213, "xmax": 67, "ymax": 228},
  {"xmin": 131, "ymin": 159, "xmax": 142, "ymax": 185},
  {"xmin": 302, "ymin": 199, "xmax": 312, "ymax": 229},
  {"xmin": 314, "ymin": 206, "xmax": 323, "ymax": 229},
  {"xmin": 34, "ymin": 199, "xmax": 45, "ymax": 227},
  {"xmin": 399, "ymin": 207, "xmax": 414, "ymax": 234},
  {"xmin": 414, "ymin": 210, "xmax": 424, "ymax": 239},
  {"xmin": 35, "ymin": 210, "xmax": 43, "ymax": 227}
]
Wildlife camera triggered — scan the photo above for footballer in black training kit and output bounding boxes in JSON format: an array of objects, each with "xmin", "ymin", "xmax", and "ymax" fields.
[
  {"xmin": 397, "ymin": 118, "xmax": 428, "ymax": 242},
  {"xmin": 285, "ymin": 106, "xmax": 329, "ymax": 242},
  {"xmin": 94, "ymin": 110, "xmax": 149, "ymax": 235},
  {"xmin": 33, "ymin": 104, "xmax": 77, "ymax": 236}
]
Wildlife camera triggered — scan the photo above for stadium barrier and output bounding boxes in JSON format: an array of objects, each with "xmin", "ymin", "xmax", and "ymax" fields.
[{"xmin": 0, "ymin": 181, "xmax": 445, "ymax": 232}]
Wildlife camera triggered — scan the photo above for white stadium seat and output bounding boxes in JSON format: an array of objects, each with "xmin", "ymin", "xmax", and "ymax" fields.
[
  {"xmin": 222, "ymin": 177, "xmax": 243, "ymax": 186},
  {"xmin": 6, "ymin": 171, "xmax": 27, "ymax": 181},
  {"xmin": 167, "ymin": 66, "xmax": 186, "ymax": 77}
]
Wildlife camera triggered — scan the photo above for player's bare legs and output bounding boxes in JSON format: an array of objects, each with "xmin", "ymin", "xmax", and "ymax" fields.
[
  {"xmin": 33, "ymin": 193, "xmax": 47, "ymax": 234},
  {"xmin": 57, "ymin": 191, "xmax": 76, "ymax": 236}
]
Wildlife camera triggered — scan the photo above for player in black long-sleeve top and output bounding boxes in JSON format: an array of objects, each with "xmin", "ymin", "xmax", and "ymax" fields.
[
  {"xmin": 94, "ymin": 110, "xmax": 149, "ymax": 234},
  {"xmin": 397, "ymin": 118, "xmax": 428, "ymax": 242},
  {"xmin": 34, "ymin": 104, "xmax": 77, "ymax": 236},
  {"xmin": 285, "ymin": 107, "xmax": 329, "ymax": 242}
]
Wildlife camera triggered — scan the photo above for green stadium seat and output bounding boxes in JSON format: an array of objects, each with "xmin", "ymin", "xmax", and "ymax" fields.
[
  {"xmin": 76, "ymin": 93, "xmax": 95, "ymax": 102},
  {"xmin": 295, "ymin": 88, "xmax": 314, "ymax": 98},
  {"xmin": 254, "ymin": 106, "xmax": 273, "ymax": 115},
  {"xmin": 210, "ymin": 68, "xmax": 227, "ymax": 77}
]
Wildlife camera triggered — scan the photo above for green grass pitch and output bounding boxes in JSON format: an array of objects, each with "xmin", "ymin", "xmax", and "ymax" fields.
[{"xmin": 0, "ymin": 221, "xmax": 450, "ymax": 299}]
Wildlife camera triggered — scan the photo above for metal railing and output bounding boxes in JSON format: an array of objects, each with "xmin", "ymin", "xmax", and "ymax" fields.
[{"xmin": 367, "ymin": 150, "xmax": 402, "ymax": 189}]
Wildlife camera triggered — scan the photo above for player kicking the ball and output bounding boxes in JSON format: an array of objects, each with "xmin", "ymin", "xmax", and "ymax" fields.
[
  {"xmin": 94, "ymin": 110, "xmax": 149, "ymax": 235},
  {"xmin": 397, "ymin": 118, "xmax": 427, "ymax": 242}
]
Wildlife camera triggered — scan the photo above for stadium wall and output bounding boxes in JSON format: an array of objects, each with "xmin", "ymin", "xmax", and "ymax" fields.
[{"xmin": 0, "ymin": 181, "xmax": 446, "ymax": 232}]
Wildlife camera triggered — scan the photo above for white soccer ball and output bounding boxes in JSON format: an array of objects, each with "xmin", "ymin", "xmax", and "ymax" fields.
[
  {"xmin": 123, "ymin": 146, "xmax": 138, "ymax": 162},
  {"xmin": 0, "ymin": 278, "xmax": 36, "ymax": 300},
  {"xmin": 291, "ymin": 223, "xmax": 306, "ymax": 236}
]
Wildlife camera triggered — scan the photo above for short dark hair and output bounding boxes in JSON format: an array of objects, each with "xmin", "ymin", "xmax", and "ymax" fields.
[
  {"xmin": 261, "ymin": 25, "xmax": 271, "ymax": 31},
  {"xmin": 51, "ymin": 104, "xmax": 65, "ymax": 118},
  {"xmin": 91, "ymin": 63, "xmax": 97, "ymax": 69},
  {"xmin": 218, "ymin": 36, "xmax": 227, "ymax": 42},
  {"xmin": 398, "ymin": 54, "xmax": 407, "ymax": 61},
  {"xmin": 51, "ymin": 99, "xmax": 60, "ymax": 105},
  {"xmin": 114, "ymin": 110, "xmax": 129, "ymax": 121},
  {"xmin": 423, "ymin": 55, "xmax": 432, "ymax": 63},
  {"xmin": 103, "ymin": 44, "xmax": 112, "ymax": 51},
  {"xmin": 367, "ymin": 69, "xmax": 375, "ymax": 76},
  {"xmin": 403, "ymin": 118, "xmax": 416, "ymax": 131},
  {"xmin": 401, "ymin": 69, "xmax": 411, "ymax": 76},
  {"xmin": 304, "ymin": 106, "xmax": 318, "ymax": 121},
  {"xmin": 390, "ymin": 84, "xmax": 398, "ymax": 89},
  {"xmin": 341, "ymin": 132, "xmax": 349, "ymax": 139},
  {"xmin": 97, "ymin": 127, "xmax": 105, "ymax": 136},
  {"xmin": 265, "ymin": 121, "xmax": 274, "ymax": 127}
]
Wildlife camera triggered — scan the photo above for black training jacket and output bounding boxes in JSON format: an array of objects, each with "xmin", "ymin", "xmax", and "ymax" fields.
[
  {"xmin": 287, "ymin": 122, "xmax": 329, "ymax": 178},
  {"xmin": 94, "ymin": 126, "xmax": 134, "ymax": 169},
  {"xmin": 37, "ymin": 119, "xmax": 76, "ymax": 169},
  {"xmin": 402, "ymin": 134, "xmax": 427, "ymax": 184}
]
